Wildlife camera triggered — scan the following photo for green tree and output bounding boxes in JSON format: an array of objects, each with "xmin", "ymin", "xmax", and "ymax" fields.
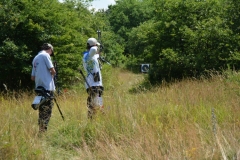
[
  {"xmin": 107, "ymin": 0, "xmax": 155, "ymax": 54},
  {"xmin": 126, "ymin": 0, "xmax": 240, "ymax": 84},
  {"xmin": 0, "ymin": 0, "xmax": 102, "ymax": 91}
]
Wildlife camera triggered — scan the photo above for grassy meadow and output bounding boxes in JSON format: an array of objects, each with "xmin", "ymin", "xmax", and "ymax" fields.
[{"xmin": 0, "ymin": 67, "xmax": 240, "ymax": 160}]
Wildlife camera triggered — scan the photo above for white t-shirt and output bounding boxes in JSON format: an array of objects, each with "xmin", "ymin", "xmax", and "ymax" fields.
[
  {"xmin": 83, "ymin": 46, "xmax": 103, "ymax": 89},
  {"xmin": 31, "ymin": 51, "xmax": 55, "ymax": 91}
]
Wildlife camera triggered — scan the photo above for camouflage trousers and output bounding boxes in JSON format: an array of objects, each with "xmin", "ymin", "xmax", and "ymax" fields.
[
  {"xmin": 87, "ymin": 86, "xmax": 104, "ymax": 119},
  {"xmin": 38, "ymin": 99, "xmax": 54, "ymax": 133}
]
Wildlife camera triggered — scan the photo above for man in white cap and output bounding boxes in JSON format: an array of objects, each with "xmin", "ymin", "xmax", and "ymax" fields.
[
  {"xmin": 83, "ymin": 38, "xmax": 104, "ymax": 119},
  {"xmin": 31, "ymin": 43, "xmax": 56, "ymax": 133}
]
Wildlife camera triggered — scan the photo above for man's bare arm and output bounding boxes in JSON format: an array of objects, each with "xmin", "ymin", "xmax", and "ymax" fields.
[{"xmin": 50, "ymin": 67, "xmax": 56, "ymax": 77}]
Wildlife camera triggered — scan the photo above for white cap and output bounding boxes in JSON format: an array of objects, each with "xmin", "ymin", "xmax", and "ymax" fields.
[{"xmin": 87, "ymin": 38, "xmax": 100, "ymax": 46}]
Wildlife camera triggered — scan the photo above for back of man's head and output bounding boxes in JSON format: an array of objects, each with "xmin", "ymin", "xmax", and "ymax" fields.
[{"xmin": 41, "ymin": 43, "xmax": 54, "ymax": 56}]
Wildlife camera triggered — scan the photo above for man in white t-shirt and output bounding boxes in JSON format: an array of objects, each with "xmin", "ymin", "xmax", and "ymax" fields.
[
  {"xmin": 83, "ymin": 38, "xmax": 104, "ymax": 119},
  {"xmin": 31, "ymin": 43, "xmax": 56, "ymax": 133}
]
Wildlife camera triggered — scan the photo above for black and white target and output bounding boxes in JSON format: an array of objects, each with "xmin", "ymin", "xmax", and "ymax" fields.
[{"xmin": 140, "ymin": 64, "xmax": 150, "ymax": 73}]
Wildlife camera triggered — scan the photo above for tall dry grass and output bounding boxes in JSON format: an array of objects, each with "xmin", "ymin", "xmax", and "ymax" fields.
[{"xmin": 0, "ymin": 67, "xmax": 240, "ymax": 160}]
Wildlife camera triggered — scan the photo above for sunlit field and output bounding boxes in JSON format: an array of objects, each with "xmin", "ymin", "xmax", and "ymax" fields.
[{"xmin": 0, "ymin": 67, "xmax": 240, "ymax": 160}]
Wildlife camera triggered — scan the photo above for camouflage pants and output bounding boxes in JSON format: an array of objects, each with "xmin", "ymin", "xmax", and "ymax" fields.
[
  {"xmin": 38, "ymin": 99, "xmax": 54, "ymax": 133},
  {"xmin": 87, "ymin": 86, "xmax": 104, "ymax": 119}
]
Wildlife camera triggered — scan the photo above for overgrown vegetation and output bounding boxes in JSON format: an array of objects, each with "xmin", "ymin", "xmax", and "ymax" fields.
[
  {"xmin": 0, "ymin": 0, "xmax": 125, "ymax": 90},
  {"xmin": 0, "ymin": 0, "xmax": 239, "ymax": 159},
  {"xmin": 1, "ymin": 0, "xmax": 240, "ymax": 90},
  {"xmin": 0, "ymin": 67, "xmax": 239, "ymax": 159}
]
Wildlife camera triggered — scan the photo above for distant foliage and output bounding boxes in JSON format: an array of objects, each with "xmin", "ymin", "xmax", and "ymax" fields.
[{"xmin": 112, "ymin": 0, "xmax": 240, "ymax": 84}]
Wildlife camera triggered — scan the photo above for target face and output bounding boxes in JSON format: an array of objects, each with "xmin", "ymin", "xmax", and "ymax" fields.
[{"xmin": 140, "ymin": 64, "xmax": 150, "ymax": 73}]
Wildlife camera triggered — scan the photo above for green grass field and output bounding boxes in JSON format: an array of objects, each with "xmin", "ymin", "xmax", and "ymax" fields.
[{"xmin": 0, "ymin": 67, "xmax": 240, "ymax": 160}]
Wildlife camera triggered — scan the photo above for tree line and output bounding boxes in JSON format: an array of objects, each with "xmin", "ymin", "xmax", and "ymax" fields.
[{"xmin": 0, "ymin": 0, "xmax": 239, "ymax": 91}]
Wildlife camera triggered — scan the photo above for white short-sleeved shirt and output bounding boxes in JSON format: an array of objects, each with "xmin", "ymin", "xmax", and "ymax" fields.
[
  {"xmin": 31, "ymin": 51, "xmax": 55, "ymax": 91},
  {"xmin": 83, "ymin": 46, "xmax": 103, "ymax": 89}
]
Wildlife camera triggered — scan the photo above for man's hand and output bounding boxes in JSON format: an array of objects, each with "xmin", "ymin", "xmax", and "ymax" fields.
[
  {"xmin": 50, "ymin": 67, "xmax": 56, "ymax": 77},
  {"xmin": 31, "ymin": 76, "xmax": 35, "ymax": 81}
]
